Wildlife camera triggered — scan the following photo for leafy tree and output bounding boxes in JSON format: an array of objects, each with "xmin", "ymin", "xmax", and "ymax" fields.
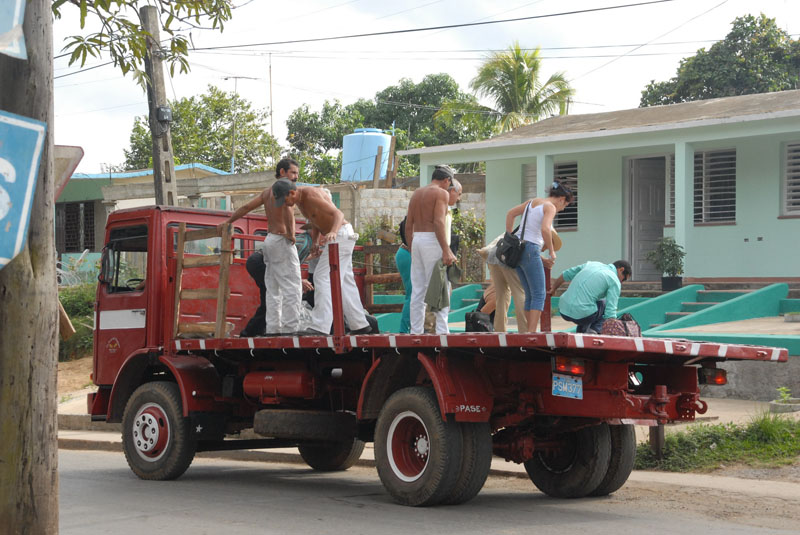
[
  {"xmin": 437, "ymin": 42, "xmax": 574, "ymax": 133},
  {"xmin": 640, "ymin": 14, "xmax": 800, "ymax": 107},
  {"xmin": 286, "ymin": 100, "xmax": 364, "ymax": 155},
  {"xmin": 53, "ymin": 0, "xmax": 234, "ymax": 88},
  {"xmin": 123, "ymin": 85, "xmax": 280, "ymax": 172}
]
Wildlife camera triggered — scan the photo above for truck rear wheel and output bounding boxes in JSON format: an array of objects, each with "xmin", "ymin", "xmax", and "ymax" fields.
[
  {"xmin": 589, "ymin": 424, "xmax": 636, "ymax": 496},
  {"xmin": 441, "ymin": 422, "xmax": 492, "ymax": 505},
  {"xmin": 374, "ymin": 387, "xmax": 463, "ymax": 507},
  {"xmin": 122, "ymin": 381, "xmax": 196, "ymax": 481},
  {"xmin": 524, "ymin": 423, "xmax": 611, "ymax": 498},
  {"xmin": 298, "ymin": 438, "xmax": 365, "ymax": 471}
]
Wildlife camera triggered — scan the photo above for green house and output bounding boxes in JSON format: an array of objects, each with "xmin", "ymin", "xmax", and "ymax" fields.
[{"xmin": 401, "ymin": 90, "xmax": 800, "ymax": 281}]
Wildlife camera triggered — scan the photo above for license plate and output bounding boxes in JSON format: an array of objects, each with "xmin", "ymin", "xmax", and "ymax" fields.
[{"xmin": 552, "ymin": 373, "xmax": 583, "ymax": 400}]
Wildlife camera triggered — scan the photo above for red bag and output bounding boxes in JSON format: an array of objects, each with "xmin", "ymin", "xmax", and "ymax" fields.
[{"xmin": 601, "ymin": 313, "xmax": 642, "ymax": 337}]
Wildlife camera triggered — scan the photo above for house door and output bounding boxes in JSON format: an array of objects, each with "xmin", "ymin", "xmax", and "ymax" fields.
[{"xmin": 629, "ymin": 157, "xmax": 666, "ymax": 281}]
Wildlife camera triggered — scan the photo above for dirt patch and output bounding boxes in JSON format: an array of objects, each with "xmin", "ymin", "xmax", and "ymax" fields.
[{"xmin": 58, "ymin": 356, "xmax": 93, "ymax": 396}]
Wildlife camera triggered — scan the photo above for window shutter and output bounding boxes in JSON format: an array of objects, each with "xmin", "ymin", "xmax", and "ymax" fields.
[
  {"xmin": 554, "ymin": 162, "xmax": 578, "ymax": 229},
  {"xmin": 666, "ymin": 155, "xmax": 675, "ymax": 225},
  {"xmin": 784, "ymin": 142, "xmax": 800, "ymax": 215},
  {"xmin": 522, "ymin": 163, "xmax": 537, "ymax": 200},
  {"xmin": 694, "ymin": 149, "xmax": 736, "ymax": 223}
]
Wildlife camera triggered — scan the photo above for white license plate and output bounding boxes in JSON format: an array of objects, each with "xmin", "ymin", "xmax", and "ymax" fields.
[{"xmin": 552, "ymin": 373, "xmax": 583, "ymax": 400}]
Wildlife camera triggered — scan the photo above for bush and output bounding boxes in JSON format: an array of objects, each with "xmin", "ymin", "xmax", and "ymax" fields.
[
  {"xmin": 60, "ymin": 283, "xmax": 97, "ymax": 317},
  {"xmin": 59, "ymin": 283, "xmax": 97, "ymax": 361}
]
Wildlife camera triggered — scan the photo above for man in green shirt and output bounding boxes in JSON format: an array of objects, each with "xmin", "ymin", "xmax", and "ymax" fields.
[{"xmin": 550, "ymin": 260, "xmax": 631, "ymax": 333}]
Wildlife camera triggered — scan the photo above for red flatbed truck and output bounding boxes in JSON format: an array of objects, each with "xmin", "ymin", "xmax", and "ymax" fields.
[{"xmin": 88, "ymin": 205, "xmax": 788, "ymax": 506}]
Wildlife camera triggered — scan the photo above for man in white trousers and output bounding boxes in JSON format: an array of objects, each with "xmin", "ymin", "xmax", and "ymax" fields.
[
  {"xmin": 218, "ymin": 172, "xmax": 303, "ymax": 334},
  {"xmin": 275, "ymin": 182, "xmax": 372, "ymax": 335},
  {"xmin": 405, "ymin": 165, "xmax": 457, "ymax": 334}
]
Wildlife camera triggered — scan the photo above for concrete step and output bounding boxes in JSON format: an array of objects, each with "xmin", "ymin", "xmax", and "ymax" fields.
[
  {"xmin": 696, "ymin": 290, "xmax": 752, "ymax": 303},
  {"xmin": 664, "ymin": 311, "xmax": 693, "ymax": 323},
  {"xmin": 681, "ymin": 302, "xmax": 715, "ymax": 312}
]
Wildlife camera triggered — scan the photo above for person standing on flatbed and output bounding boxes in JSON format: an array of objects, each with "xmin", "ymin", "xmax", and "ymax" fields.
[
  {"xmin": 218, "ymin": 172, "xmax": 303, "ymax": 335},
  {"xmin": 405, "ymin": 165, "xmax": 457, "ymax": 335},
  {"xmin": 273, "ymin": 181, "xmax": 372, "ymax": 336}
]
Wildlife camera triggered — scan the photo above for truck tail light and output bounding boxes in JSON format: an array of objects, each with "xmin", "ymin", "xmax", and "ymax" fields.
[
  {"xmin": 700, "ymin": 368, "xmax": 727, "ymax": 385},
  {"xmin": 553, "ymin": 356, "xmax": 585, "ymax": 377}
]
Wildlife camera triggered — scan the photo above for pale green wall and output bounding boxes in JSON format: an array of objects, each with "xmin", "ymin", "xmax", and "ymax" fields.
[{"xmin": 484, "ymin": 158, "xmax": 527, "ymax": 241}]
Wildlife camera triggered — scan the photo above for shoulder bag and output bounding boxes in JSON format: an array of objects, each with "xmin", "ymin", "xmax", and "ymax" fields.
[{"xmin": 495, "ymin": 202, "xmax": 530, "ymax": 269}]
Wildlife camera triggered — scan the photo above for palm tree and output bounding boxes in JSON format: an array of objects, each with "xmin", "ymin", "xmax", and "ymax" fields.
[{"xmin": 435, "ymin": 42, "xmax": 574, "ymax": 134}]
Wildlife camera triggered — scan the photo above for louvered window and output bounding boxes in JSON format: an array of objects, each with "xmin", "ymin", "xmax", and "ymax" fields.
[
  {"xmin": 553, "ymin": 162, "xmax": 578, "ymax": 229},
  {"xmin": 666, "ymin": 154, "xmax": 675, "ymax": 225},
  {"xmin": 784, "ymin": 142, "xmax": 800, "ymax": 215},
  {"xmin": 694, "ymin": 149, "xmax": 736, "ymax": 223},
  {"xmin": 522, "ymin": 163, "xmax": 537, "ymax": 200}
]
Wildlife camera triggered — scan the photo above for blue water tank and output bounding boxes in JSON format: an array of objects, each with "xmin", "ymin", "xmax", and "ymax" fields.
[{"xmin": 341, "ymin": 128, "xmax": 392, "ymax": 182}]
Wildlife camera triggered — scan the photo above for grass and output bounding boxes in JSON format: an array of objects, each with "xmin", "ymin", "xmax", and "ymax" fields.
[{"xmin": 635, "ymin": 412, "xmax": 800, "ymax": 472}]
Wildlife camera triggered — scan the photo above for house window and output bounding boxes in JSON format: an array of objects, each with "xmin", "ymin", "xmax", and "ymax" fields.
[
  {"xmin": 784, "ymin": 142, "xmax": 800, "ymax": 215},
  {"xmin": 522, "ymin": 163, "xmax": 537, "ymax": 200},
  {"xmin": 694, "ymin": 149, "xmax": 736, "ymax": 223},
  {"xmin": 666, "ymin": 155, "xmax": 675, "ymax": 225},
  {"xmin": 553, "ymin": 162, "xmax": 578, "ymax": 229},
  {"xmin": 56, "ymin": 201, "xmax": 95, "ymax": 253}
]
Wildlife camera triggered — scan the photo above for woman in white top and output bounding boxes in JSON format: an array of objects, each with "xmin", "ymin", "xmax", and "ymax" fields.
[{"xmin": 504, "ymin": 181, "xmax": 573, "ymax": 332}]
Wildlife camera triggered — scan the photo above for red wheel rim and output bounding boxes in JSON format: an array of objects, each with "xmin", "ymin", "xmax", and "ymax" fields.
[
  {"xmin": 132, "ymin": 402, "xmax": 170, "ymax": 462},
  {"xmin": 386, "ymin": 411, "xmax": 429, "ymax": 482}
]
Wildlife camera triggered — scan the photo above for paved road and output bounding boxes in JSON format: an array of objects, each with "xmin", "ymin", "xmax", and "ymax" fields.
[{"xmin": 60, "ymin": 450, "xmax": 795, "ymax": 535}]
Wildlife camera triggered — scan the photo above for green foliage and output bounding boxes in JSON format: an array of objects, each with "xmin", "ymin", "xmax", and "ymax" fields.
[
  {"xmin": 122, "ymin": 85, "xmax": 280, "ymax": 172},
  {"xmin": 59, "ymin": 316, "xmax": 94, "ymax": 362},
  {"xmin": 635, "ymin": 413, "xmax": 800, "ymax": 471},
  {"xmin": 59, "ymin": 283, "xmax": 97, "ymax": 317},
  {"xmin": 645, "ymin": 237, "xmax": 685, "ymax": 277},
  {"xmin": 437, "ymin": 42, "xmax": 574, "ymax": 134},
  {"xmin": 452, "ymin": 210, "xmax": 486, "ymax": 282},
  {"xmin": 58, "ymin": 283, "xmax": 97, "ymax": 362},
  {"xmin": 640, "ymin": 14, "xmax": 800, "ymax": 106},
  {"xmin": 776, "ymin": 386, "xmax": 793, "ymax": 403},
  {"xmin": 52, "ymin": 0, "xmax": 234, "ymax": 89}
]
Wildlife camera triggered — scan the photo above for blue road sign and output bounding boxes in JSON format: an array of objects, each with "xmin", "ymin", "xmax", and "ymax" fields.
[
  {"xmin": 0, "ymin": 0, "xmax": 27, "ymax": 60},
  {"xmin": 0, "ymin": 110, "xmax": 47, "ymax": 269}
]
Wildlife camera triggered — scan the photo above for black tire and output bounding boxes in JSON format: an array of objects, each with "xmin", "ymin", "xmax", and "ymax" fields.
[
  {"xmin": 298, "ymin": 438, "xmax": 366, "ymax": 471},
  {"xmin": 524, "ymin": 423, "xmax": 611, "ymax": 499},
  {"xmin": 253, "ymin": 409, "xmax": 357, "ymax": 442},
  {"xmin": 374, "ymin": 387, "xmax": 463, "ymax": 507},
  {"xmin": 589, "ymin": 424, "xmax": 636, "ymax": 496},
  {"xmin": 122, "ymin": 381, "xmax": 196, "ymax": 480},
  {"xmin": 441, "ymin": 422, "xmax": 493, "ymax": 505}
]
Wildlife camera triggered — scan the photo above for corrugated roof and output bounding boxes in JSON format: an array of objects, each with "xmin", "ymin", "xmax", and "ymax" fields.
[{"xmin": 401, "ymin": 90, "xmax": 800, "ymax": 155}]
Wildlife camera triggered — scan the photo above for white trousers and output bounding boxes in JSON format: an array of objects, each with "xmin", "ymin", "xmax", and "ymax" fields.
[
  {"xmin": 264, "ymin": 234, "xmax": 302, "ymax": 333},
  {"xmin": 410, "ymin": 232, "xmax": 449, "ymax": 334},
  {"xmin": 308, "ymin": 223, "xmax": 369, "ymax": 333}
]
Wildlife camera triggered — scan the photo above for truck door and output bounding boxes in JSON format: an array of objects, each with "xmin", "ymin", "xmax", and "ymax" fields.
[{"xmin": 94, "ymin": 223, "xmax": 149, "ymax": 386}]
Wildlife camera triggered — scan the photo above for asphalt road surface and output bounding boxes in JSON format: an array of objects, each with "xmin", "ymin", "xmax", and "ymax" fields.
[{"xmin": 60, "ymin": 450, "xmax": 798, "ymax": 535}]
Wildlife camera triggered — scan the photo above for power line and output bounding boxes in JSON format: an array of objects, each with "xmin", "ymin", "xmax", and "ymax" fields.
[{"xmin": 190, "ymin": 0, "xmax": 676, "ymax": 51}]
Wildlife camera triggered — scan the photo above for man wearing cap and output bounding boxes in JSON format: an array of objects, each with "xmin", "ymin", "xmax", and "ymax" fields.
[
  {"xmin": 550, "ymin": 260, "xmax": 632, "ymax": 334},
  {"xmin": 274, "ymin": 182, "xmax": 372, "ymax": 335},
  {"xmin": 218, "ymin": 174, "xmax": 304, "ymax": 334},
  {"xmin": 405, "ymin": 165, "xmax": 457, "ymax": 334}
]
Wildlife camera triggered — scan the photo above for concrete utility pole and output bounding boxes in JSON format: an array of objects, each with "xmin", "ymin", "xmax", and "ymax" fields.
[{"xmin": 141, "ymin": 6, "xmax": 178, "ymax": 206}]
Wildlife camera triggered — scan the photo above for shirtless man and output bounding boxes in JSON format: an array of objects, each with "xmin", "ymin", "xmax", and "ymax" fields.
[
  {"xmin": 406, "ymin": 165, "xmax": 457, "ymax": 334},
  {"xmin": 274, "ymin": 183, "xmax": 371, "ymax": 335},
  {"xmin": 218, "ymin": 173, "xmax": 303, "ymax": 334}
]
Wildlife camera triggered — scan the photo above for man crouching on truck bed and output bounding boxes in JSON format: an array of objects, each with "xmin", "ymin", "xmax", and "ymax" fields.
[
  {"xmin": 217, "ymin": 175, "xmax": 304, "ymax": 334},
  {"xmin": 273, "ymin": 180, "xmax": 373, "ymax": 335}
]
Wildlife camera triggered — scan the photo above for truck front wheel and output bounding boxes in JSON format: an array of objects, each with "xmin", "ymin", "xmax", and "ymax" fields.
[
  {"xmin": 298, "ymin": 438, "xmax": 365, "ymax": 471},
  {"xmin": 122, "ymin": 381, "xmax": 196, "ymax": 480},
  {"xmin": 524, "ymin": 423, "xmax": 611, "ymax": 498},
  {"xmin": 374, "ymin": 387, "xmax": 463, "ymax": 506}
]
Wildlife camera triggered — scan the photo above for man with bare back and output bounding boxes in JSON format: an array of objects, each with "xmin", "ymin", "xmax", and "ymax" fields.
[
  {"xmin": 218, "ymin": 167, "xmax": 303, "ymax": 334},
  {"xmin": 406, "ymin": 165, "xmax": 457, "ymax": 334},
  {"xmin": 274, "ymin": 182, "xmax": 372, "ymax": 335}
]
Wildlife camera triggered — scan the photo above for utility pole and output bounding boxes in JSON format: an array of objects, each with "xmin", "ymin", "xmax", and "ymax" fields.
[
  {"xmin": 223, "ymin": 75, "xmax": 258, "ymax": 174},
  {"xmin": 141, "ymin": 6, "xmax": 178, "ymax": 206}
]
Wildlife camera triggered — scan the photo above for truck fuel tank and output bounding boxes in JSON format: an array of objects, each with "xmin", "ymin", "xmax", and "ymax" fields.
[{"xmin": 243, "ymin": 370, "xmax": 317, "ymax": 403}]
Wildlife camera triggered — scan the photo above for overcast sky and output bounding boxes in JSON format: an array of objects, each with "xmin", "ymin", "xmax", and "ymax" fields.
[{"xmin": 52, "ymin": 0, "xmax": 799, "ymax": 173}]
